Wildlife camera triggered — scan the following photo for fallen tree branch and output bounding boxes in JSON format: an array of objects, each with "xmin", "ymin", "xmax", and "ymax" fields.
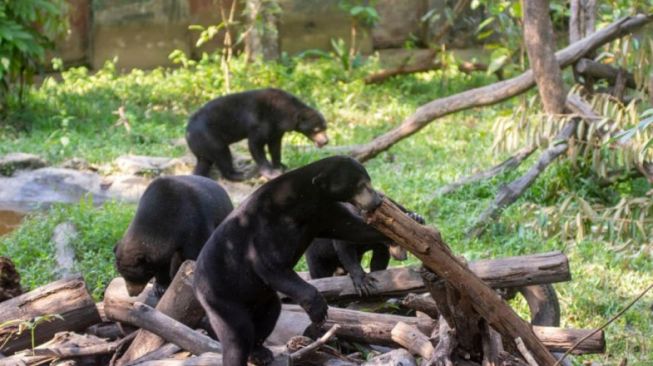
[
  {"xmin": 290, "ymin": 324, "xmax": 341, "ymax": 362},
  {"xmin": 575, "ymin": 58, "xmax": 637, "ymax": 89},
  {"xmin": 467, "ymin": 117, "xmax": 579, "ymax": 237},
  {"xmin": 344, "ymin": 14, "xmax": 652, "ymax": 163},
  {"xmin": 366, "ymin": 199, "xmax": 557, "ymax": 365},
  {"xmin": 516, "ymin": 337, "xmax": 539, "ymax": 366},
  {"xmin": 433, "ymin": 145, "xmax": 537, "ymax": 197},
  {"xmin": 104, "ymin": 300, "xmax": 222, "ymax": 357},
  {"xmin": 301, "ymin": 251, "xmax": 571, "ymax": 301}
]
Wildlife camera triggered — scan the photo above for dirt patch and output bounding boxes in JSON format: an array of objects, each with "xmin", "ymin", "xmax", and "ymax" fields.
[{"xmin": 0, "ymin": 210, "xmax": 25, "ymax": 236}]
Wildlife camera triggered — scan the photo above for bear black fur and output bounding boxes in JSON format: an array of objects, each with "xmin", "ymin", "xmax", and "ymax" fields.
[
  {"xmin": 114, "ymin": 175, "xmax": 233, "ymax": 296},
  {"xmin": 306, "ymin": 203, "xmax": 424, "ymax": 296},
  {"xmin": 193, "ymin": 156, "xmax": 389, "ymax": 366},
  {"xmin": 186, "ymin": 88, "xmax": 329, "ymax": 181}
]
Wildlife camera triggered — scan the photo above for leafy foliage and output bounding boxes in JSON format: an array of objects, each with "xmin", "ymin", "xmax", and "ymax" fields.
[{"xmin": 0, "ymin": 0, "xmax": 68, "ymax": 116}]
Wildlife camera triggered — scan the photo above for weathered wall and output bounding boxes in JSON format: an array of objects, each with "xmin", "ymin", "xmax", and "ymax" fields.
[{"xmin": 53, "ymin": 0, "xmax": 480, "ymax": 70}]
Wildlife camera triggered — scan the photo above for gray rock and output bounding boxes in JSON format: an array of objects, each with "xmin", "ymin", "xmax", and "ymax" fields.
[
  {"xmin": 52, "ymin": 222, "xmax": 79, "ymax": 279},
  {"xmin": 0, "ymin": 167, "xmax": 134, "ymax": 212},
  {"xmin": 113, "ymin": 154, "xmax": 194, "ymax": 176},
  {"xmin": 361, "ymin": 349, "xmax": 416, "ymax": 366},
  {"xmin": 0, "ymin": 153, "xmax": 47, "ymax": 176}
]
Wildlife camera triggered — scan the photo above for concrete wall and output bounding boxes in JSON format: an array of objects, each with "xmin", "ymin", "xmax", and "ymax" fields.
[{"xmin": 54, "ymin": 0, "xmax": 478, "ymax": 70}]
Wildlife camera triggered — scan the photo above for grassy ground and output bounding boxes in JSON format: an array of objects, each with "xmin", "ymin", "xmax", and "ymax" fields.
[{"xmin": 1, "ymin": 55, "xmax": 652, "ymax": 364}]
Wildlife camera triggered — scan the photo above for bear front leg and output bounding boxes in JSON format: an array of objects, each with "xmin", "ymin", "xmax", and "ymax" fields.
[
  {"xmin": 268, "ymin": 136, "xmax": 287, "ymax": 171},
  {"xmin": 333, "ymin": 241, "xmax": 378, "ymax": 296},
  {"xmin": 255, "ymin": 265, "xmax": 328, "ymax": 325},
  {"xmin": 248, "ymin": 136, "xmax": 282, "ymax": 179}
]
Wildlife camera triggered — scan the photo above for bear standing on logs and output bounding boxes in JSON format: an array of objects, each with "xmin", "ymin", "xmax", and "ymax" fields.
[
  {"xmin": 186, "ymin": 88, "xmax": 329, "ymax": 181},
  {"xmin": 306, "ymin": 202, "xmax": 425, "ymax": 296},
  {"xmin": 114, "ymin": 175, "xmax": 233, "ymax": 297},
  {"xmin": 193, "ymin": 156, "xmax": 392, "ymax": 366}
]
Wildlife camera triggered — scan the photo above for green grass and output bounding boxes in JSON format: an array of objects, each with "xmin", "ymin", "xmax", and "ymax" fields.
[{"xmin": 1, "ymin": 55, "xmax": 652, "ymax": 364}]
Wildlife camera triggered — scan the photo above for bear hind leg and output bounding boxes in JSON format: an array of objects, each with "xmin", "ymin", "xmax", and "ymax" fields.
[
  {"xmin": 199, "ymin": 295, "xmax": 255, "ymax": 366},
  {"xmin": 249, "ymin": 295, "xmax": 281, "ymax": 365}
]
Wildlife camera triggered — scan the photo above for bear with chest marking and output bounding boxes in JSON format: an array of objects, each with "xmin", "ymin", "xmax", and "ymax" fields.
[
  {"xmin": 193, "ymin": 156, "xmax": 391, "ymax": 366},
  {"xmin": 114, "ymin": 175, "xmax": 233, "ymax": 296},
  {"xmin": 306, "ymin": 202, "xmax": 424, "ymax": 296},
  {"xmin": 186, "ymin": 88, "xmax": 329, "ymax": 181}
]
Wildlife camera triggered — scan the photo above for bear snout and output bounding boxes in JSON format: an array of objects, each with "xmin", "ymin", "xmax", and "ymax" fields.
[
  {"xmin": 311, "ymin": 131, "xmax": 329, "ymax": 148},
  {"xmin": 351, "ymin": 183, "xmax": 382, "ymax": 211}
]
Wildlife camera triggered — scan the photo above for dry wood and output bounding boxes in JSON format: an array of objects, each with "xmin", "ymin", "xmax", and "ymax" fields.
[
  {"xmin": 105, "ymin": 300, "xmax": 222, "ymax": 357},
  {"xmin": 116, "ymin": 261, "xmax": 204, "ymax": 366},
  {"xmin": 401, "ymin": 293, "xmax": 440, "ymax": 319},
  {"xmin": 434, "ymin": 145, "xmax": 537, "ymax": 197},
  {"xmin": 290, "ymin": 324, "xmax": 340, "ymax": 361},
  {"xmin": 3, "ymin": 332, "xmax": 117, "ymax": 366},
  {"xmin": 127, "ymin": 343, "xmax": 182, "ymax": 366},
  {"xmin": 575, "ymin": 59, "xmax": 636, "ymax": 89},
  {"xmin": 303, "ymin": 251, "xmax": 570, "ymax": 301},
  {"xmin": 287, "ymin": 332, "xmax": 358, "ymax": 366},
  {"xmin": 390, "ymin": 321, "xmax": 434, "ymax": 359},
  {"xmin": 365, "ymin": 198, "xmax": 557, "ymax": 365},
  {"xmin": 278, "ymin": 304, "xmax": 604, "ymax": 354},
  {"xmin": 481, "ymin": 322, "xmax": 503, "ymax": 366},
  {"xmin": 516, "ymin": 337, "xmax": 539, "ymax": 366},
  {"xmin": 135, "ymin": 352, "xmax": 223, "ymax": 366},
  {"xmin": 345, "ymin": 14, "xmax": 652, "ymax": 162},
  {"xmin": 0, "ymin": 276, "xmax": 102, "ymax": 355}
]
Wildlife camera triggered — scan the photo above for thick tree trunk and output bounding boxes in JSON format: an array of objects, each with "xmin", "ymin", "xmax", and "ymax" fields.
[
  {"xmin": 570, "ymin": 0, "xmax": 597, "ymax": 43},
  {"xmin": 114, "ymin": 261, "xmax": 204, "ymax": 366},
  {"xmin": 0, "ymin": 276, "xmax": 101, "ymax": 355},
  {"xmin": 365, "ymin": 198, "xmax": 558, "ymax": 365},
  {"xmin": 523, "ymin": 0, "xmax": 567, "ymax": 115},
  {"xmin": 345, "ymin": 14, "xmax": 652, "ymax": 162}
]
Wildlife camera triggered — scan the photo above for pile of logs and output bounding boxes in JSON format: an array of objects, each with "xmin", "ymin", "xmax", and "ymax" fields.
[{"xmin": 0, "ymin": 199, "xmax": 606, "ymax": 365}]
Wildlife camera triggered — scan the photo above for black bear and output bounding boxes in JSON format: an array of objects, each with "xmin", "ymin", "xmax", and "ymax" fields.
[
  {"xmin": 306, "ymin": 203, "xmax": 424, "ymax": 296},
  {"xmin": 186, "ymin": 88, "xmax": 329, "ymax": 181},
  {"xmin": 193, "ymin": 156, "xmax": 392, "ymax": 366},
  {"xmin": 114, "ymin": 175, "xmax": 233, "ymax": 297}
]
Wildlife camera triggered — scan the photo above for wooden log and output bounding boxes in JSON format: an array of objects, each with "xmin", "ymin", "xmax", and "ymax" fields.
[
  {"xmin": 345, "ymin": 14, "xmax": 652, "ymax": 163},
  {"xmin": 278, "ymin": 304, "xmax": 604, "ymax": 354},
  {"xmin": 104, "ymin": 301, "xmax": 222, "ymax": 356},
  {"xmin": 365, "ymin": 198, "xmax": 557, "ymax": 365},
  {"xmin": 2, "ymin": 332, "xmax": 117, "ymax": 366},
  {"xmin": 115, "ymin": 260, "xmax": 204, "ymax": 366},
  {"xmin": 127, "ymin": 343, "xmax": 182, "ymax": 365},
  {"xmin": 575, "ymin": 58, "xmax": 636, "ymax": 88},
  {"xmin": 302, "ymin": 251, "xmax": 570, "ymax": 301},
  {"xmin": 401, "ymin": 293, "xmax": 440, "ymax": 319},
  {"xmin": 0, "ymin": 276, "xmax": 102, "ymax": 355},
  {"xmin": 390, "ymin": 321, "xmax": 434, "ymax": 359}
]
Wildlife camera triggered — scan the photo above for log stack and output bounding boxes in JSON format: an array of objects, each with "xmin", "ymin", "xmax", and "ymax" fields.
[{"xmin": 0, "ymin": 205, "xmax": 606, "ymax": 365}]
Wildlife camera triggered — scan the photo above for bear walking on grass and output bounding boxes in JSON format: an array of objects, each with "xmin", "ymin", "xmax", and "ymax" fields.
[
  {"xmin": 193, "ymin": 156, "xmax": 392, "ymax": 366},
  {"xmin": 114, "ymin": 175, "xmax": 233, "ymax": 296},
  {"xmin": 186, "ymin": 88, "xmax": 329, "ymax": 181}
]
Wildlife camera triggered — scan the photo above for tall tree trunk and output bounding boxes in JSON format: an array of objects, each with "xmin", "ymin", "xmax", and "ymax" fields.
[
  {"xmin": 523, "ymin": 0, "xmax": 567, "ymax": 115},
  {"xmin": 569, "ymin": 0, "xmax": 597, "ymax": 43},
  {"xmin": 245, "ymin": 0, "xmax": 280, "ymax": 61}
]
